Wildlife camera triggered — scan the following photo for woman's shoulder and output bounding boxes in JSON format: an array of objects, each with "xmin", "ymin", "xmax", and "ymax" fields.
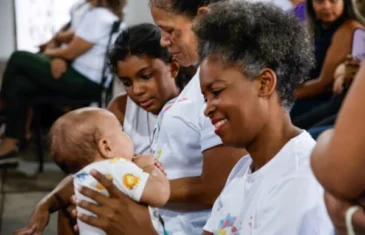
[
  {"xmin": 333, "ymin": 19, "xmax": 364, "ymax": 41},
  {"xmin": 337, "ymin": 19, "xmax": 364, "ymax": 34}
]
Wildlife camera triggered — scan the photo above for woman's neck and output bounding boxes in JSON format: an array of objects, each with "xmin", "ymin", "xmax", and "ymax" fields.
[{"xmin": 247, "ymin": 107, "xmax": 301, "ymax": 172}]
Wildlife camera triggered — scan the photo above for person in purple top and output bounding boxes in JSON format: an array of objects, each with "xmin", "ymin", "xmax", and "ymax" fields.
[{"xmin": 292, "ymin": 1, "xmax": 306, "ymax": 22}]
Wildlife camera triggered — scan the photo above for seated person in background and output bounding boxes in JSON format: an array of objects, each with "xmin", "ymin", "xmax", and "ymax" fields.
[
  {"xmin": 0, "ymin": 0, "xmax": 124, "ymax": 167},
  {"xmin": 290, "ymin": 0, "xmax": 306, "ymax": 22},
  {"xmin": 49, "ymin": 107, "xmax": 169, "ymax": 235},
  {"xmin": 39, "ymin": 0, "xmax": 93, "ymax": 52},
  {"xmin": 294, "ymin": 55, "xmax": 361, "ymax": 136},
  {"xmin": 292, "ymin": 0, "xmax": 364, "ymax": 117}
]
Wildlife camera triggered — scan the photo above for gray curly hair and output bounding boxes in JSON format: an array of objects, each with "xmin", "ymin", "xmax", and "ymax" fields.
[{"xmin": 193, "ymin": 1, "xmax": 315, "ymax": 110}]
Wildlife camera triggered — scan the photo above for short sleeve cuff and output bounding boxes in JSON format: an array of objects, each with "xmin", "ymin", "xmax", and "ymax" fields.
[
  {"xmin": 203, "ymin": 221, "xmax": 214, "ymax": 233},
  {"xmin": 126, "ymin": 171, "xmax": 149, "ymax": 202},
  {"xmin": 201, "ymin": 130, "xmax": 222, "ymax": 152}
]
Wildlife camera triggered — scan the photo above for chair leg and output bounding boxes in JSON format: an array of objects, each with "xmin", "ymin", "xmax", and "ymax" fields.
[{"xmin": 33, "ymin": 106, "xmax": 44, "ymax": 173}]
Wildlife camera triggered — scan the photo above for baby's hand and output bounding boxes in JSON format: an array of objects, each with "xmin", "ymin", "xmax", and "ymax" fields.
[
  {"xmin": 155, "ymin": 159, "xmax": 167, "ymax": 176},
  {"xmin": 132, "ymin": 154, "xmax": 155, "ymax": 169}
]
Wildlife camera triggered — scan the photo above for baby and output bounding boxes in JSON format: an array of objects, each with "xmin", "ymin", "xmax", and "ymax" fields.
[{"xmin": 49, "ymin": 107, "xmax": 169, "ymax": 235}]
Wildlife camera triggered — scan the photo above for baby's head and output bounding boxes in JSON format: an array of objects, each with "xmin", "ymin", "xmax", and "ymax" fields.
[{"xmin": 49, "ymin": 107, "xmax": 134, "ymax": 174}]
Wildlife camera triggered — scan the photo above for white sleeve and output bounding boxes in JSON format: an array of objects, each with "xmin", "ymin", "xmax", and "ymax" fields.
[
  {"xmin": 75, "ymin": 9, "xmax": 113, "ymax": 43},
  {"xmin": 254, "ymin": 177, "xmax": 333, "ymax": 235},
  {"xmin": 109, "ymin": 159, "xmax": 150, "ymax": 202},
  {"xmin": 199, "ymin": 104, "xmax": 222, "ymax": 152},
  {"xmin": 203, "ymin": 195, "xmax": 223, "ymax": 233}
]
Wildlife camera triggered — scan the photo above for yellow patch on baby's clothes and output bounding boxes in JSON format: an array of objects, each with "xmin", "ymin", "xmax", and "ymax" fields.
[
  {"xmin": 94, "ymin": 174, "xmax": 113, "ymax": 191},
  {"xmin": 109, "ymin": 157, "xmax": 120, "ymax": 164},
  {"xmin": 123, "ymin": 173, "xmax": 140, "ymax": 190},
  {"xmin": 157, "ymin": 150, "xmax": 162, "ymax": 159}
]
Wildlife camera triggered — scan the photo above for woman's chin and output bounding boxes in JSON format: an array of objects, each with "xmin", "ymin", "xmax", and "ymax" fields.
[
  {"xmin": 219, "ymin": 134, "xmax": 236, "ymax": 147},
  {"xmin": 220, "ymin": 134, "xmax": 248, "ymax": 149}
]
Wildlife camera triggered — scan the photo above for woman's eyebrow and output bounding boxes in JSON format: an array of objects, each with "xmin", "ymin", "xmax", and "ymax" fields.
[{"xmin": 136, "ymin": 66, "xmax": 152, "ymax": 76}]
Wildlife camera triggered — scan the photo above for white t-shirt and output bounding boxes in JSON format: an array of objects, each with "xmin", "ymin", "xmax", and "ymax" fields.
[
  {"xmin": 73, "ymin": 158, "xmax": 153, "ymax": 235},
  {"xmin": 204, "ymin": 131, "xmax": 334, "ymax": 235},
  {"xmin": 124, "ymin": 97, "xmax": 157, "ymax": 154},
  {"xmin": 72, "ymin": 7, "xmax": 118, "ymax": 84},
  {"xmin": 70, "ymin": 1, "xmax": 91, "ymax": 29},
  {"xmin": 151, "ymin": 69, "xmax": 222, "ymax": 234}
]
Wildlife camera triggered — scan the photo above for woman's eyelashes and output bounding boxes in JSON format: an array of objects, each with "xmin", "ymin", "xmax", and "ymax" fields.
[
  {"xmin": 212, "ymin": 88, "xmax": 223, "ymax": 97},
  {"xmin": 204, "ymin": 88, "xmax": 224, "ymax": 103},
  {"xmin": 140, "ymin": 73, "xmax": 153, "ymax": 80},
  {"xmin": 121, "ymin": 79, "xmax": 132, "ymax": 87},
  {"xmin": 119, "ymin": 72, "xmax": 153, "ymax": 87}
]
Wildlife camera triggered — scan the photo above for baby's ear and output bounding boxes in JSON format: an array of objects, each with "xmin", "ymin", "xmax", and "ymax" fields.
[{"xmin": 98, "ymin": 138, "xmax": 114, "ymax": 159}]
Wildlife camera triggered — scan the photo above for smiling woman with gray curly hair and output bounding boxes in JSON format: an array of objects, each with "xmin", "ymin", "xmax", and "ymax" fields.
[
  {"xmin": 194, "ymin": 0, "xmax": 314, "ymax": 110},
  {"xmin": 194, "ymin": 1, "xmax": 333, "ymax": 235}
]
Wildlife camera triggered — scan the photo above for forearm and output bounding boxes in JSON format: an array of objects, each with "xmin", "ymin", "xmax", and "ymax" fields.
[
  {"xmin": 55, "ymin": 31, "xmax": 75, "ymax": 44},
  {"xmin": 295, "ymin": 79, "xmax": 332, "ymax": 99},
  {"xmin": 167, "ymin": 147, "xmax": 244, "ymax": 209},
  {"xmin": 40, "ymin": 175, "xmax": 74, "ymax": 213},
  {"xmin": 311, "ymin": 129, "xmax": 363, "ymax": 199},
  {"xmin": 44, "ymin": 48, "xmax": 71, "ymax": 60},
  {"xmin": 168, "ymin": 176, "xmax": 221, "ymax": 209},
  {"xmin": 140, "ymin": 165, "xmax": 170, "ymax": 207}
]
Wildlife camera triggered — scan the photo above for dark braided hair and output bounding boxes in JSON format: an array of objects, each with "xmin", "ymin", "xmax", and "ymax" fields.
[{"xmin": 109, "ymin": 23, "xmax": 194, "ymax": 90}]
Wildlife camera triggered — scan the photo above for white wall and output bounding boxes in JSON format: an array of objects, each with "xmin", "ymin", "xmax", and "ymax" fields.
[
  {"xmin": 125, "ymin": 0, "xmax": 154, "ymax": 26},
  {"xmin": 0, "ymin": 0, "xmax": 15, "ymax": 60},
  {"xmin": 0, "ymin": 0, "xmax": 153, "ymax": 61}
]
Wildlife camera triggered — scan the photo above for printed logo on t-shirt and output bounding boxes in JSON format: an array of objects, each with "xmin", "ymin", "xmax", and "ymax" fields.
[
  {"xmin": 178, "ymin": 97, "xmax": 188, "ymax": 102},
  {"xmin": 215, "ymin": 213, "xmax": 242, "ymax": 235},
  {"xmin": 123, "ymin": 173, "xmax": 140, "ymax": 189}
]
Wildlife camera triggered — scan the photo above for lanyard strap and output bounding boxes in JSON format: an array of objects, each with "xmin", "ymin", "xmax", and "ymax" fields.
[{"xmin": 150, "ymin": 98, "xmax": 177, "ymax": 155}]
